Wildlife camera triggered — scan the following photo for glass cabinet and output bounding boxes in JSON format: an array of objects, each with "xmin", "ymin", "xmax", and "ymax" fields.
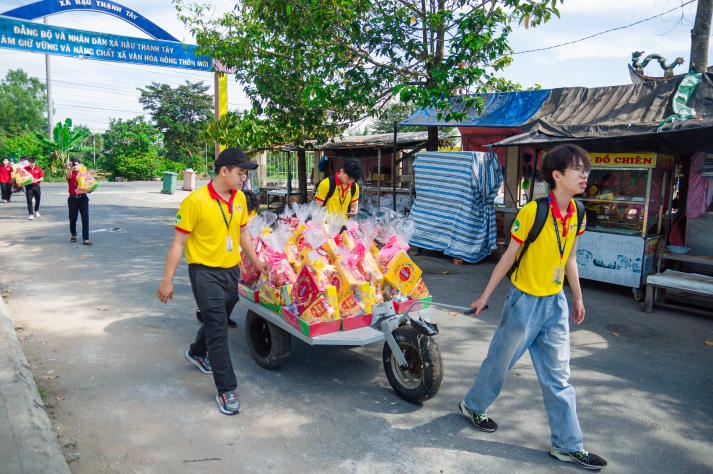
[{"xmin": 575, "ymin": 153, "xmax": 674, "ymax": 296}]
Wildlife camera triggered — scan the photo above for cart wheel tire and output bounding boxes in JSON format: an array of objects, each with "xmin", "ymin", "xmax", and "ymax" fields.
[
  {"xmin": 245, "ymin": 310, "xmax": 292, "ymax": 369},
  {"xmin": 632, "ymin": 287, "xmax": 643, "ymax": 302},
  {"xmin": 383, "ymin": 325, "xmax": 443, "ymax": 403}
]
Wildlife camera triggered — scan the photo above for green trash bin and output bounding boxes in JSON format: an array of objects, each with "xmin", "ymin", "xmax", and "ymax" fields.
[{"xmin": 162, "ymin": 172, "xmax": 178, "ymax": 194}]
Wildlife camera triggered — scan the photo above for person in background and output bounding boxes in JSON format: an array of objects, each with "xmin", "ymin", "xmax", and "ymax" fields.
[
  {"xmin": 65, "ymin": 158, "xmax": 92, "ymax": 245},
  {"xmin": 314, "ymin": 157, "xmax": 362, "ymax": 218},
  {"xmin": 24, "ymin": 157, "xmax": 44, "ymax": 220},
  {"xmin": 243, "ymin": 189, "xmax": 260, "ymax": 217},
  {"xmin": 157, "ymin": 148, "xmax": 267, "ymax": 416},
  {"xmin": 459, "ymin": 144, "xmax": 607, "ymax": 471},
  {"xmin": 0, "ymin": 157, "xmax": 12, "ymax": 203}
]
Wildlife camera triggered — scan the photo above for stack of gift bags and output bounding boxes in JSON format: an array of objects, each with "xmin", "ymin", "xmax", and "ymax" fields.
[{"xmin": 238, "ymin": 204, "xmax": 431, "ymax": 335}]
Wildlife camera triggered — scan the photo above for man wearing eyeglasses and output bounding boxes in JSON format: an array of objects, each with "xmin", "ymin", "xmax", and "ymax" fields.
[{"xmin": 459, "ymin": 144, "xmax": 607, "ymax": 471}]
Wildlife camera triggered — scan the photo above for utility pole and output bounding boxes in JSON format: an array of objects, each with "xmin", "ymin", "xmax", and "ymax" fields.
[
  {"xmin": 689, "ymin": 0, "xmax": 712, "ymax": 72},
  {"xmin": 44, "ymin": 17, "xmax": 53, "ymax": 139}
]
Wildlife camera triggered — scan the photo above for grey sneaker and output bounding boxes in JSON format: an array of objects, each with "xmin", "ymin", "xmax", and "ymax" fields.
[
  {"xmin": 185, "ymin": 350, "xmax": 212, "ymax": 374},
  {"xmin": 549, "ymin": 447, "xmax": 607, "ymax": 471},
  {"xmin": 459, "ymin": 400, "xmax": 497, "ymax": 432},
  {"xmin": 34, "ymin": 211, "xmax": 40, "ymax": 217},
  {"xmin": 216, "ymin": 390, "xmax": 240, "ymax": 415},
  {"xmin": 27, "ymin": 214, "xmax": 33, "ymax": 220}
]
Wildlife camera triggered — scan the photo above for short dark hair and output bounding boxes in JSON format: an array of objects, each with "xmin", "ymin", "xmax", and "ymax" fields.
[
  {"xmin": 243, "ymin": 189, "xmax": 259, "ymax": 213},
  {"xmin": 342, "ymin": 158, "xmax": 362, "ymax": 180},
  {"xmin": 541, "ymin": 144, "xmax": 591, "ymax": 189}
]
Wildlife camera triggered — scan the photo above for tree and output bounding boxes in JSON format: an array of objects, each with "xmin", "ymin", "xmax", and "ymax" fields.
[
  {"xmin": 137, "ymin": 81, "xmax": 213, "ymax": 170},
  {"xmin": 689, "ymin": 0, "xmax": 712, "ymax": 72},
  {"xmin": 0, "ymin": 131, "xmax": 45, "ymax": 162},
  {"xmin": 102, "ymin": 117, "xmax": 163, "ymax": 181},
  {"xmin": 35, "ymin": 118, "xmax": 93, "ymax": 176},
  {"xmin": 0, "ymin": 69, "xmax": 47, "ymax": 135},
  {"xmin": 369, "ymin": 102, "xmax": 426, "ymax": 134},
  {"xmin": 176, "ymin": 0, "xmax": 563, "ymax": 151}
]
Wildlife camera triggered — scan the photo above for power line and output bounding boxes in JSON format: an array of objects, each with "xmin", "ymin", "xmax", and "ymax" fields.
[{"xmin": 513, "ymin": 0, "xmax": 697, "ymax": 55}]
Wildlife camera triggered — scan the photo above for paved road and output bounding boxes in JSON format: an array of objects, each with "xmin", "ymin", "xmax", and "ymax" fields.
[{"xmin": 0, "ymin": 181, "xmax": 712, "ymax": 473}]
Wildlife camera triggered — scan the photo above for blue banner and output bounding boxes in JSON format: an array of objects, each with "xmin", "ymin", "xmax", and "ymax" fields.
[
  {"xmin": 2, "ymin": 0, "xmax": 179, "ymax": 42},
  {"xmin": 0, "ymin": 16, "xmax": 212, "ymax": 71}
]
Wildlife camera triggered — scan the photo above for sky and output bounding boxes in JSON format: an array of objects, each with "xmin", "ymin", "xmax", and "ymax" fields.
[{"xmin": 0, "ymin": 0, "xmax": 709, "ymax": 133}]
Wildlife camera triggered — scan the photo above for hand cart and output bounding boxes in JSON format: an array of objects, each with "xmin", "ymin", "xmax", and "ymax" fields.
[{"xmin": 237, "ymin": 299, "xmax": 443, "ymax": 403}]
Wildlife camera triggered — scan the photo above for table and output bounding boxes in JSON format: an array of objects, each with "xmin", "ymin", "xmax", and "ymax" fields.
[
  {"xmin": 266, "ymin": 188, "xmax": 313, "ymax": 211},
  {"xmin": 657, "ymin": 251, "xmax": 713, "ymax": 273},
  {"xmin": 644, "ymin": 251, "xmax": 713, "ymax": 314}
]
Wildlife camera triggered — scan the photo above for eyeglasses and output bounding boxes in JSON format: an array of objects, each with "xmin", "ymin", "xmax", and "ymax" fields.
[{"xmin": 566, "ymin": 167, "xmax": 590, "ymax": 177}]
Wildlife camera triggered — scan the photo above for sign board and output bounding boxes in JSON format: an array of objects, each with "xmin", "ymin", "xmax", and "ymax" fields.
[
  {"xmin": 576, "ymin": 232, "xmax": 659, "ymax": 288},
  {"xmin": 2, "ymin": 0, "xmax": 178, "ymax": 41},
  {"xmin": 589, "ymin": 152, "xmax": 674, "ymax": 168},
  {"xmin": 0, "ymin": 16, "xmax": 211, "ymax": 71}
]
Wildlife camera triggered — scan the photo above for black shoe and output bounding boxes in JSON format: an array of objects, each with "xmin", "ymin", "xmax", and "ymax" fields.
[
  {"xmin": 185, "ymin": 350, "xmax": 212, "ymax": 374},
  {"xmin": 459, "ymin": 400, "xmax": 497, "ymax": 432},
  {"xmin": 216, "ymin": 390, "xmax": 240, "ymax": 415},
  {"xmin": 228, "ymin": 318, "xmax": 237, "ymax": 328},
  {"xmin": 549, "ymin": 447, "xmax": 607, "ymax": 471}
]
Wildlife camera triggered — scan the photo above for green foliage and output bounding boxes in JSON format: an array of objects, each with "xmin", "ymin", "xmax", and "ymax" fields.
[
  {"xmin": 176, "ymin": 0, "xmax": 563, "ymax": 148},
  {"xmin": 0, "ymin": 130, "xmax": 45, "ymax": 161},
  {"xmin": 0, "ymin": 69, "xmax": 47, "ymax": 135},
  {"xmin": 369, "ymin": 102, "xmax": 426, "ymax": 134},
  {"xmin": 35, "ymin": 118, "xmax": 94, "ymax": 175},
  {"xmin": 138, "ymin": 81, "xmax": 213, "ymax": 167},
  {"xmin": 102, "ymin": 117, "xmax": 163, "ymax": 180}
]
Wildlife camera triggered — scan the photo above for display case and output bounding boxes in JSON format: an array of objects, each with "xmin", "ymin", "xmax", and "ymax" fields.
[{"xmin": 575, "ymin": 152, "xmax": 674, "ymax": 297}]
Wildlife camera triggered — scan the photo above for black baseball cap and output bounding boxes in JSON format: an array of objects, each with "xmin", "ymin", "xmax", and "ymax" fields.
[{"xmin": 214, "ymin": 148, "xmax": 258, "ymax": 170}]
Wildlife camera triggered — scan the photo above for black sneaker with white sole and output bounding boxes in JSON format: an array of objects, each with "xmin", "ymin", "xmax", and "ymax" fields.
[
  {"xmin": 549, "ymin": 447, "xmax": 607, "ymax": 471},
  {"xmin": 216, "ymin": 390, "xmax": 240, "ymax": 415},
  {"xmin": 185, "ymin": 350, "xmax": 212, "ymax": 374},
  {"xmin": 459, "ymin": 400, "xmax": 497, "ymax": 432}
]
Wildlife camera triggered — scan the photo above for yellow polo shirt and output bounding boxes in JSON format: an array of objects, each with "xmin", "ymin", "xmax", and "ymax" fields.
[
  {"xmin": 315, "ymin": 174, "xmax": 360, "ymax": 216},
  {"xmin": 175, "ymin": 182, "xmax": 248, "ymax": 268},
  {"xmin": 509, "ymin": 195, "xmax": 586, "ymax": 296}
]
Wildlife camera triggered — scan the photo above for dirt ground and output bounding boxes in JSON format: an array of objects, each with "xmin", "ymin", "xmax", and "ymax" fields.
[{"xmin": 1, "ymin": 181, "xmax": 712, "ymax": 473}]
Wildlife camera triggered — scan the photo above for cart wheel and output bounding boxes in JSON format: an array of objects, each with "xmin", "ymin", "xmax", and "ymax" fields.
[
  {"xmin": 632, "ymin": 287, "xmax": 643, "ymax": 302},
  {"xmin": 245, "ymin": 310, "xmax": 292, "ymax": 369},
  {"xmin": 383, "ymin": 325, "xmax": 443, "ymax": 403}
]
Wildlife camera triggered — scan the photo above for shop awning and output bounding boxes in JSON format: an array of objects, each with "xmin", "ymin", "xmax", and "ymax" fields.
[
  {"xmin": 402, "ymin": 73, "xmax": 713, "ymax": 154},
  {"xmin": 494, "ymin": 73, "xmax": 713, "ymax": 153}
]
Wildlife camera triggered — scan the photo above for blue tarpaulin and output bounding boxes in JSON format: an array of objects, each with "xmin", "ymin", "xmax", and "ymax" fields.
[
  {"xmin": 409, "ymin": 151, "xmax": 503, "ymax": 263},
  {"xmin": 400, "ymin": 90, "xmax": 551, "ymax": 127}
]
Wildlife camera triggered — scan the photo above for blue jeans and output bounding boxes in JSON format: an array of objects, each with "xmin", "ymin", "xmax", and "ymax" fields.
[{"xmin": 464, "ymin": 284, "xmax": 584, "ymax": 452}]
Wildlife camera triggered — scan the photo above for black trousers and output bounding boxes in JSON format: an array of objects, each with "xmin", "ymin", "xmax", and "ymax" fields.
[
  {"xmin": 0, "ymin": 182, "xmax": 11, "ymax": 201},
  {"xmin": 68, "ymin": 194, "xmax": 90, "ymax": 241},
  {"xmin": 25, "ymin": 184, "xmax": 41, "ymax": 215},
  {"xmin": 188, "ymin": 264, "xmax": 240, "ymax": 394}
]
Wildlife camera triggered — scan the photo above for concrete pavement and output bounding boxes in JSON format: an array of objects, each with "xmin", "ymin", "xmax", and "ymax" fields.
[{"xmin": 0, "ymin": 180, "xmax": 712, "ymax": 473}]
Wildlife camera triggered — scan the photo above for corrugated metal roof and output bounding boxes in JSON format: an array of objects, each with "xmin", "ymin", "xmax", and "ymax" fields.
[{"xmin": 317, "ymin": 131, "xmax": 455, "ymax": 150}]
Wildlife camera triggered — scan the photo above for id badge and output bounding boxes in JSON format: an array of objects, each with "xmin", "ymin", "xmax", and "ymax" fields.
[
  {"xmin": 225, "ymin": 236, "xmax": 234, "ymax": 252},
  {"xmin": 553, "ymin": 266, "xmax": 564, "ymax": 285}
]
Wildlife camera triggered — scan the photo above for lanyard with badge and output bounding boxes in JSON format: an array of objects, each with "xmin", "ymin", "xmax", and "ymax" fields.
[
  {"xmin": 216, "ymin": 199, "xmax": 234, "ymax": 252},
  {"xmin": 549, "ymin": 196, "xmax": 569, "ymax": 285}
]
